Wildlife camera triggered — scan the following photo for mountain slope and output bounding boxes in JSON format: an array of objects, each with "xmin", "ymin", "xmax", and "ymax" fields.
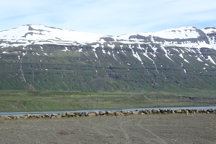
[{"xmin": 0, "ymin": 25, "xmax": 216, "ymax": 91}]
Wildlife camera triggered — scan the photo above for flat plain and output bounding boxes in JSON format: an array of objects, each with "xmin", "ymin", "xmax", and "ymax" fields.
[
  {"xmin": 0, "ymin": 90, "xmax": 216, "ymax": 112},
  {"xmin": 0, "ymin": 114, "xmax": 215, "ymax": 144}
]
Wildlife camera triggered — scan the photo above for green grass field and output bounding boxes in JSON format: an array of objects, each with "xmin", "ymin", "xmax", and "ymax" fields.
[{"xmin": 0, "ymin": 89, "xmax": 216, "ymax": 112}]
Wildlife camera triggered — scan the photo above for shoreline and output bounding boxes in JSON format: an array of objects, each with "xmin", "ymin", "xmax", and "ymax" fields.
[{"xmin": 1, "ymin": 106, "xmax": 216, "ymax": 120}]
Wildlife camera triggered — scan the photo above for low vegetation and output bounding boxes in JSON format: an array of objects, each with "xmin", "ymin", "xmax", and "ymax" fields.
[{"xmin": 0, "ymin": 89, "xmax": 215, "ymax": 112}]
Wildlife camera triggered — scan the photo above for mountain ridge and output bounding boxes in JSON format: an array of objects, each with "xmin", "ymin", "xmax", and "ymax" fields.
[
  {"xmin": 0, "ymin": 25, "xmax": 216, "ymax": 91},
  {"xmin": 1, "ymin": 24, "xmax": 216, "ymax": 50}
]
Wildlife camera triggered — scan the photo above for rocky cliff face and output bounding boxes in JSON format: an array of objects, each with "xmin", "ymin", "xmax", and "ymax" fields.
[{"xmin": 0, "ymin": 25, "xmax": 216, "ymax": 91}]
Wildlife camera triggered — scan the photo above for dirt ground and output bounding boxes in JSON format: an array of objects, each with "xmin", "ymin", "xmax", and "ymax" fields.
[{"xmin": 0, "ymin": 114, "xmax": 216, "ymax": 144}]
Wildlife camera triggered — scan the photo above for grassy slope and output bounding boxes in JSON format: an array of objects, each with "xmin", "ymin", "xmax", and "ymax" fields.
[
  {"xmin": 1, "ymin": 45, "xmax": 216, "ymax": 91},
  {"xmin": 0, "ymin": 89, "xmax": 215, "ymax": 112},
  {"xmin": 1, "ymin": 45, "xmax": 216, "ymax": 112}
]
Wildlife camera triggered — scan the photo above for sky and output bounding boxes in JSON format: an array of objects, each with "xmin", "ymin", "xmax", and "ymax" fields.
[{"xmin": 1, "ymin": 0, "xmax": 216, "ymax": 35}]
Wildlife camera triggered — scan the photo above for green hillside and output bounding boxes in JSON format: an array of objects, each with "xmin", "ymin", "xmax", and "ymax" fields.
[{"xmin": 1, "ymin": 44, "xmax": 216, "ymax": 92}]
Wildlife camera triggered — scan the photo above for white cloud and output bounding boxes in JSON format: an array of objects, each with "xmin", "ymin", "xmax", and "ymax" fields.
[{"xmin": 0, "ymin": 0, "xmax": 216, "ymax": 34}]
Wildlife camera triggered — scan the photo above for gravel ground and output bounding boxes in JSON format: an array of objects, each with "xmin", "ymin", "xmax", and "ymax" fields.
[{"xmin": 0, "ymin": 114, "xmax": 216, "ymax": 144}]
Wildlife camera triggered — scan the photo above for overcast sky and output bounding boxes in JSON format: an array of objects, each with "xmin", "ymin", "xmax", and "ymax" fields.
[{"xmin": 1, "ymin": 0, "xmax": 216, "ymax": 35}]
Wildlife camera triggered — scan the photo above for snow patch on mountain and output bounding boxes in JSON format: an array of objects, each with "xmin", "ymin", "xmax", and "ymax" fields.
[
  {"xmin": 207, "ymin": 56, "xmax": 216, "ymax": 65},
  {"xmin": 144, "ymin": 26, "xmax": 200, "ymax": 39},
  {"xmin": 0, "ymin": 24, "xmax": 102, "ymax": 46},
  {"xmin": 202, "ymin": 27, "xmax": 216, "ymax": 34},
  {"xmin": 1, "ymin": 25, "xmax": 216, "ymax": 50},
  {"xmin": 115, "ymin": 26, "xmax": 200, "ymax": 41},
  {"xmin": 1, "ymin": 24, "xmax": 216, "ymax": 66}
]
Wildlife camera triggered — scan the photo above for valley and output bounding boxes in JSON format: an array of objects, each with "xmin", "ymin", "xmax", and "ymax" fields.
[{"xmin": 0, "ymin": 90, "xmax": 215, "ymax": 112}]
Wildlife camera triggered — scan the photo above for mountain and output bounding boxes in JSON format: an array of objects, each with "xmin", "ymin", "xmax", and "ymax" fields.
[{"xmin": 0, "ymin": 24, "xmax": 216, "ymax": 91}]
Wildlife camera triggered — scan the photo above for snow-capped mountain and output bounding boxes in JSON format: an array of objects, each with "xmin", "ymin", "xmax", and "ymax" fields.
[
  {"xmin": 115, "ymin": 26, "xmax": 215, "ymax": 49},
  {"xmin": 1, "ymin": 25, "xmax": 216, "ymax": 49},
  {"xmin": 0, "ymin": 24, "xmax": 102, "ymax": 47},
  {"xmin": 0, "ymin": 25, "xmax": 216, "ymax": 91}
]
